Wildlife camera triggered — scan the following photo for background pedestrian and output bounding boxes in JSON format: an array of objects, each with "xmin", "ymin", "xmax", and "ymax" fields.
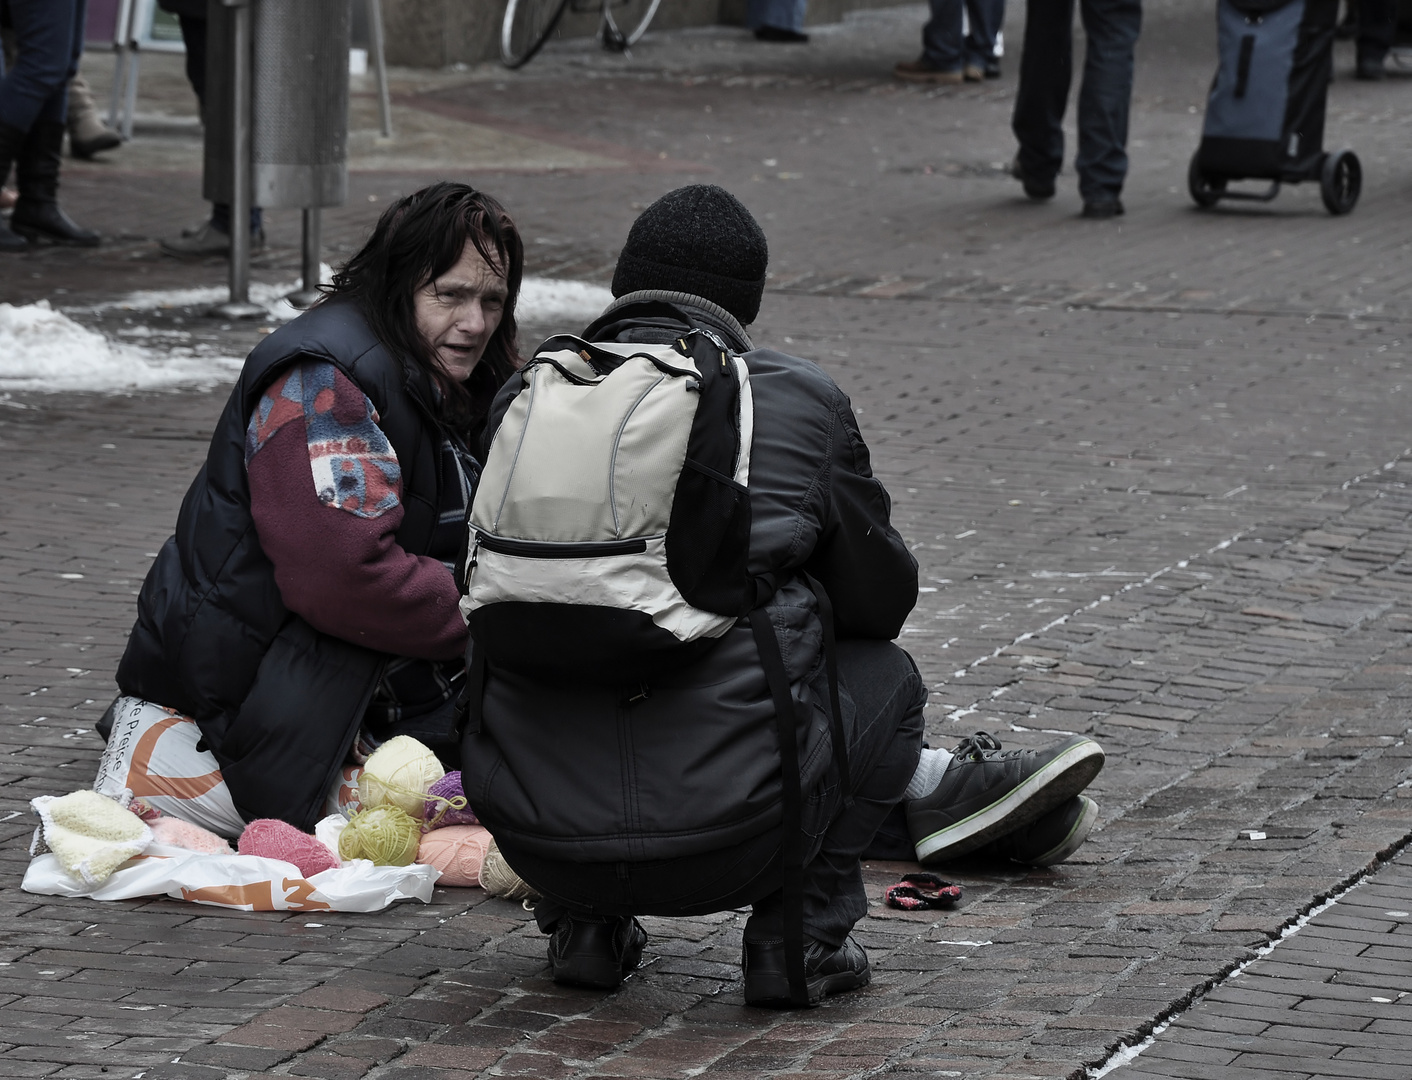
[
  {"xmin": 0, "ymin": 0, "xmax": 100, "ymax": 251},
  {"xmin": 1009, "ymin": 0, "xmax": 1141, "ymax": 218}
]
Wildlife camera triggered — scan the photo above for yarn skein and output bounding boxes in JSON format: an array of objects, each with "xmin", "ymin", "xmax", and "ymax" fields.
[
  {"xmin": 416, "ymin": 825, "xmax": 492, "ymax": 886},
  {"xmin": 479, "ymin": 839, "xmax": 540, "ymax": 902},
  {"xmin": 238, "ymin": 819, "xmax": 339, "ymax": 877},
  {"xmin": 338, "ymin": 804, "xmax": 421, "ymax": 866},
  {"xmin": 150, "ymin": 816, "xmax": 233, "ymax": 855},
  {"xmin": 424, "ymin": 771, "xmax": 477, "ymax": 829},
  {"xmin": 358, "ymin": 735, "xmax": 445, "ymax": 817}
]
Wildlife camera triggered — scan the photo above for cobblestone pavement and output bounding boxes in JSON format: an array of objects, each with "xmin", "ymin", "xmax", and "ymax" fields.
[{"xmin": 3, "ymin": 2, "xmax": 1412, "ymax": 1078}]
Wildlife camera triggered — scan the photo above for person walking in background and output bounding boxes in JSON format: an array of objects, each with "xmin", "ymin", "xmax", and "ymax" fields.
[
  {"xmin": 895, "ymin": 0, "xmax": 1006, "ymax": 84},
  {"xmin": 67, "ymin": 73, "xmax": 120, "ymax": 159},
  {"xmin": 1009, "ymin": 0, "xmax": 1141, "ymax": 218},
  {"xmin": 0, "ymin": 0, "xmax": 101, "ymax": 251},
  {"xmin": 749, "ymin": 0, "xmax": 810, "ymax": 42},
  {"xmin": 1349, "ymin": 0, "xmax": 1397, "ymax": 78},
  {"xmin": 157, "ymin": 0, "xmax": 264, "ymax": 256}
]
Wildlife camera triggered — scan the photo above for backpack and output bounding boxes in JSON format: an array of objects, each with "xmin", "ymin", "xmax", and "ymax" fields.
[
  {"xmin": 462, "ymin": 323, "xmax": 758, "ymax": 683},
  {"xmin": 460, "ymin": 308, "xmax": 848, "ymax": 1006}
]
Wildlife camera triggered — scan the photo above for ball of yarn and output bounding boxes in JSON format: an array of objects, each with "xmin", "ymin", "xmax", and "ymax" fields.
[
  {"xmin": 479, "ymin": 839, "xmax": 540, "ymax": 902},
  {"xmin": 238, "ymin": 819, "xmax": 339, "ymax": 877},
  {"xmin": 338, "ymin": 805, "xmax": 421, "ymax": 866},
  {"xmin": 417, "ymin": 825, "xmax": 492, "ymax": 886},
  {"xmin": 150, "ymin": 816, "xmax": 233, "ymax": 855},
  {"xmin": 424, "ymin": 771, "xmax": 477, "ymax": 829},
  {"xmin": 359, "ymin": 735, "xmax": 445, "ymax": 817}
]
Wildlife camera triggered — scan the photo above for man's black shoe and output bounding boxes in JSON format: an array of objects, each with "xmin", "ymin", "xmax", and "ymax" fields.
[
  {"xmin": 1081, "ymin": 198, "xmax": 1125, "ymax": 219},
  {"xmin": 755, "ymin": 25, "xmax": 809, "ymax": 42},
  {"xmin": 743, "ymin": 934, "xmax": 870, "ymax": 1007},
  {"xmin": 1009, "ymin": 154, "xmax": 1055, "ymax": 200},
  {"xmin": 546, "ymin": 914, "xmax": 647, "ymax": 990},
  {"xmin": 979, "ymin": 793, "xmax": 1099, "ymax": 866},
  {"xmin": 907, "ymin": 732, "xmax": 1105, "ymax": 863}
]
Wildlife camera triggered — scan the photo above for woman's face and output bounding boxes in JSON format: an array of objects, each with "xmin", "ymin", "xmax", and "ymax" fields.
[{"xmin": 413, "ymin": 240, "xmax": 508, "ymax": 382}]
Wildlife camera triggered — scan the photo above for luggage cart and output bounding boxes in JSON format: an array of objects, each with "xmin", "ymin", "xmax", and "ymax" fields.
[{"xmin": 1188, "ymin": 0, "xmax": 1360, "ymax": 214}]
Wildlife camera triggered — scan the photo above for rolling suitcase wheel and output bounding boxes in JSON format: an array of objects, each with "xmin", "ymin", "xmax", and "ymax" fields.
[
  {"xmin": 1187, "ymin": 152, "xmax": 1225, "ymax": 209},
  {"xmin": 1320, "ymin": 150, "xmax": 1361, "ymax": 215}
]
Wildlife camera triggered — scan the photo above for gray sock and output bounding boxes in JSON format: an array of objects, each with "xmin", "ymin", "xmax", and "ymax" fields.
[{"xmin": 904, "ymin": 747, "xmax": 954, "ymax": 800}]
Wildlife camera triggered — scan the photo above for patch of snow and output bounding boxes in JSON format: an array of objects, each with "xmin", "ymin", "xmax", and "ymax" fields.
[
  {"xmin": 0, "ymin": 302, "xmax": 242, "ymax": 394},
  {"xmin": 88, "ymin": 273, "xmax": 612, "ymax": 326},
  {"xmin": 8, "ymin": 276, "xmax": 613, "ymax": 395},
  {"xmin": 517, "ymin": 277, "xmax": 613, "ymax": 323}
]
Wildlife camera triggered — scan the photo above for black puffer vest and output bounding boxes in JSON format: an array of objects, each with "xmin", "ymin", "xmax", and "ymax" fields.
[{"xmin": 115, "ymin": 298, "xmax": 447, "ymax": 830}]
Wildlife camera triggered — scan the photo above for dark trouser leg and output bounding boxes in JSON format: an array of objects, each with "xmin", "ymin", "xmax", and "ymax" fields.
[
  {"xmin": 745, "ymin": 640, "xmax": 926, "ymax": 949},
  {"xmin": 178, "ymin": 15, "xmax": 209, "ymax": 108},
  {"xmin": 1073, "ymin": 0, "xmax": 1141, "ymax": 202},
  {"xmin": 921, "ymin": 0, "xmax": 965, "ymax": 71},
  {"xmin": 1012, "ymin": 0, "xmax": 1077, "ymax": 183},
  {"xmin": 0, "ymin": 0, "xmax": 83, "ymax": 131},
  {"xmin": 964, "ymin": 0, "xmax": 1006, "ymax": 68},
  {"xmin": 1355, "ymin": 0, "xmax": 1395, "ymax": 62}
]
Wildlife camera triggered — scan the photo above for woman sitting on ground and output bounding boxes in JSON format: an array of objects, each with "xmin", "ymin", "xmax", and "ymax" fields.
[{"xmin": 107, "ymin": 182, "xmax": 523, "ymax": 831}]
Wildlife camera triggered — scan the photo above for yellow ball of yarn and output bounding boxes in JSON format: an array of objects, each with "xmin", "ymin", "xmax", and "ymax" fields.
[
  {"xmin": 337, "ymin": 805, "xmax": 421, "ymax": 866},
  {"xmin": 359, "ymin": 735, "xmax": 445, "ymax": 817}
]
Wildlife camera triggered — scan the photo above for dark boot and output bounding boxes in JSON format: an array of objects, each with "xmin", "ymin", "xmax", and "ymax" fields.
[
  {"xmin": 0, "ymin": 123, "xmax": 28, "ymax": 253},
  {"xmin": 11, "ymin": 121, "xmax": 100, "ymax": 247}
]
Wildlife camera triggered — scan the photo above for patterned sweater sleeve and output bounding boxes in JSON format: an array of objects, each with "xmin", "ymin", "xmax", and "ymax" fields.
[{"xmin": 244, "ymin": 359, "xmax": 468, "ymax": 661}]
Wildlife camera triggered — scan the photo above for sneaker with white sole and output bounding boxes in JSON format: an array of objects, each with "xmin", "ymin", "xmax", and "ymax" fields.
[
  {"xmin": 981, "ymin": 793, "xmax": 1099, "ymax": 866},
  {"xmin": 907, "ymin": 732, "xmax": 1104, "ymax": 864}
]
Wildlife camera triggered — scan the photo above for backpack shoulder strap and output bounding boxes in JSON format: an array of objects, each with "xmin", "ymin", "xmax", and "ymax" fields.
[
  {"xmin": 749, "ymin": 606, "xmax": 810, "ymax": 1007},
  {"xmin": 801, "ymin": 571, "xmax": 853, "ymax": 810}
]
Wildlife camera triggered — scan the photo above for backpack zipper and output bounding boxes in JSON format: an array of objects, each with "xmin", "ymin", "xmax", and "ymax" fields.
[{"xmin": 472, "ymin": 531, "xmax": 649, "ymax": 560}]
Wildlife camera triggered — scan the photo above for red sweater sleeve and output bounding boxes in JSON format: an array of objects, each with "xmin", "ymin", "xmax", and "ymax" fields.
[{"xmin": 244, "ymin": 360, "xmax": 467, "ymax": 660}]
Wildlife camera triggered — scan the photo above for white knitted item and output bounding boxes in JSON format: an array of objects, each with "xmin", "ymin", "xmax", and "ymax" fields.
[{"xmin": 31, "ymin": 790, "xmax": 152, "ymax": 886}]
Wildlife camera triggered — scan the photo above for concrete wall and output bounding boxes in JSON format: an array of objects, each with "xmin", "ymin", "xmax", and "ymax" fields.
[{"xmin": 381, "ymin": 0, "xmax": 914, "ymax": 67}]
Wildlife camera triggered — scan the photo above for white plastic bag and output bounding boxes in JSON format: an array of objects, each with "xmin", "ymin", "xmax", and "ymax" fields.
[
  {"xmin": 21, "ymin": 844, "xmax": 439, "ymax": 912},
  {"xmin": 94, "ymin": 697, "xmax": 245, "ymax": 838}
]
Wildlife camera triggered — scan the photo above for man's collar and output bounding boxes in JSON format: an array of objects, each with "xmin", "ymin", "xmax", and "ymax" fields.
[{"xmin": 590, "ymin": 290, "xmax": 755, "ymax": 353}]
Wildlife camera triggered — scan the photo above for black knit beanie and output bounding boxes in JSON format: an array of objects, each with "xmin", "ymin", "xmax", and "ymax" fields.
[{"xmin": 611, "ymin": 185, "xmax": 769, "ymax": 326}]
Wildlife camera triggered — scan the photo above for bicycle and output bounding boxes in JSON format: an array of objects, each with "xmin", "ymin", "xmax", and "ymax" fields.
[{"xmin": 501, "ymin": 0, "xmax": 663, "ymax": 69}]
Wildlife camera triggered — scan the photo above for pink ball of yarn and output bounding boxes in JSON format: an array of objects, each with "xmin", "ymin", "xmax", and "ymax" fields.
[
  {"xmin": 417, "ymin": 825, "xmax": 492, "ymax": 887},
  {"xmin": 425, "ymin": 771, "xmax": 478, "ymax": 827},
  {"xmin": 238, "ymin": 818, "xmax": 339, "ymax": 878},
  {"xmin": 149, "ymin": 816, "xmax": 233, "ymax": 854}
]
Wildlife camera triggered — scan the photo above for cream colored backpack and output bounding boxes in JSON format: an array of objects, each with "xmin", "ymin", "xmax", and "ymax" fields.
[{"xmin": 461, "ymin": 326, "xmax": 757, "ymax": 683}]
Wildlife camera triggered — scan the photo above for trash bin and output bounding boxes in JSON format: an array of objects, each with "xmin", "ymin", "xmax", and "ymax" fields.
[{"xmin": 204, "ymin": 0, "xmax": 351, "ymax": 211}]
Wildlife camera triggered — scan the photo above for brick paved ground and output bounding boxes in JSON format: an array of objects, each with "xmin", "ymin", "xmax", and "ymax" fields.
[
  {"xmin": 3, "ymin": 3, "xmax": 1412, "ymax": 1078},
  {"xmin": 1106, "ymin": 848, "xmax": 1412, "ymax": 1080}
]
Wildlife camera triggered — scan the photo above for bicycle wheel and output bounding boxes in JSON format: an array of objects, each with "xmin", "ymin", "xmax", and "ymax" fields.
[
  {"xmin": 600, "ymin": 0, "xmax": 663, "ymax": 51},
  {"xmin": 502, "ymin": 0, "xmax": 571, "ymax": 68}
]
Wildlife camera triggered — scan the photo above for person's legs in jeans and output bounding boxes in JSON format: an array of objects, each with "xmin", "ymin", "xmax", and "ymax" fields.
[
  {"xmin": 745, "ymin": 640, "xmax": 926, "ymax": 949},
  {"xmin": 0, "ymin": 0, "xmax": 97, "ymax": 249},
  {"xmin": 747, "ymin": 0, "xmax": 808, "ymax": 33},
  {"xmin": 1012, "ymin": 0, "xmax": 1076, "ymax": 184},
  {"xmin": 0, "ymin": 0, "xmax": 80, "ymax": 132},
  {"xmin": 1073, "ymin": 0, "xmax": 1141, "ymax": 204},
  {"xmin": 920, "ymin": 0, "xmax": 966, "ymax": 72},
  {"xmin": 964, "ymin": 0, "xmax": 1006, "ymax": 74}
]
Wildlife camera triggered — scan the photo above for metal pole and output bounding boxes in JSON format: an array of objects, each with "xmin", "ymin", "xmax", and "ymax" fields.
[
  {"xmin": 108, "ymin": 0, "xmax": 135, "ymax": 131},
  {"xmin": 367, "ymin": 0, "xmax": 393, "ymax": 137},
  {"xmin": 211, "ymin": 0, "xmax": 265, "ymax": 320},
  {"xmin": 285, "ymin": 207, "xmax": 323, "ymax": 309}
]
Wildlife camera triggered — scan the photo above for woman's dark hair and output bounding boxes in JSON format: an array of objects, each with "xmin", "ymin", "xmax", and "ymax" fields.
[{"xmin": 325, "ymin": 182, "xmax": 525, "ymax": 436}]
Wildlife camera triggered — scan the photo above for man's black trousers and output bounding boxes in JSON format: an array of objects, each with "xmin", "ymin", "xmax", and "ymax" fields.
[{"xmin": 500, "ymin": 639, "xmax": 927, "ymax": 949}]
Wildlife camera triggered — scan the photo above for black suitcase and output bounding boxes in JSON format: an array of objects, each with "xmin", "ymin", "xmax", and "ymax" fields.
[{"xmin": 1188, "ymin": 0, "xmax": 1361, "ymax": 214}]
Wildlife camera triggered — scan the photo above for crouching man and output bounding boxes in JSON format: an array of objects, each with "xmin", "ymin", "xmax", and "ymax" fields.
[{"xmin": 459, "ymin": 185, "xmax": 1104, "ymax": 1007}]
